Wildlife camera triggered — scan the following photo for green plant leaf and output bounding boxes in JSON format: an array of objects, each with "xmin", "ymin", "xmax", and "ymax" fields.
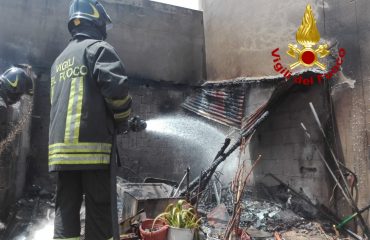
[
  {"xmin": 153, "ymin": 200, "xmax": 200, "ymax": 229},
  {"xmin": 165, "ymin": 203, "xmax": 174, "ymax": 212}
]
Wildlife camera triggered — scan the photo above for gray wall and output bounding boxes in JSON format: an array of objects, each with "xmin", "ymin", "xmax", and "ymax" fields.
[
  {"xmin": 325, "ymin": 0, "xmax": 370, "ymax": 224},
  {"xmin": 0, "ymin": 0, "xmax": 206, "ymax": 84},
  {"xmin": 249, "ymin": 79, "xmax": 331, "ymax": 205},
  {"xmin": 0, "ymin": 99, "xmax": 32, "ymax": 218},
  {"xmin": 116, "ymin": 80, "xmax": 238, "ymax": 183},
  {"xmin": 203, "ymin": 0, "xmax": 324, "ymax": 80}
]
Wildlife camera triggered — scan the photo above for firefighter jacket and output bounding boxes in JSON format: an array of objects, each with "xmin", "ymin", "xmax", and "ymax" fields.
[{"xmin": 49, "ymin": 37, "xmax": 132, "ymax": 172}]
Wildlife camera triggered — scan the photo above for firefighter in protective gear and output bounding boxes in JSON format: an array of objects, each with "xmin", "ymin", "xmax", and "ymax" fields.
[
  {"xmin": 49, "ymin": 0, "xmax": 132, "ymax": 239},
  {"xmin": 0, "ymin": 65, "xmax": 35, "ymax": 122}
]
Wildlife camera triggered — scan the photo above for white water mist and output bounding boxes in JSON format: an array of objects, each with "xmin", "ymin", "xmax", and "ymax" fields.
[{"xmin": 145, "ymin": 115, "xmax": 239, "ymax": 180}]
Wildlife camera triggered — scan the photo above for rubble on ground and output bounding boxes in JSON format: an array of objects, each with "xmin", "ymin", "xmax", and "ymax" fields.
[
  {"xmin": 0, "ymin": 182, "xmax": 353, "ymax": 240},
  {"xmin": 0, "ymin": 185, "xmax": 55, "ymax": 240},
  {"xmin": 199, "ymin": 185, "xmax": 346, "ymax": 240}
]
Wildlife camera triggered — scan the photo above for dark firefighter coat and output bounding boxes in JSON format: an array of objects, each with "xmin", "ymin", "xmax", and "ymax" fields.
[{"xmin": 49, "ymin": 38, "xmax": 132, "ymax": 172}]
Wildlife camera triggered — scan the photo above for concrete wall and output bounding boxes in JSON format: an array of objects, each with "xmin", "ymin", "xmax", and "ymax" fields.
[
  {"xmin": 203, "ymin": 0, "xmax": 326, "ymax": 80},
  {"xmin": 203, "ymin": 0, "xmax": 370, "ymax": 222},
  {"xmin": 0, "ymin": 98, "xmax": 32, "ymax": 218},
  {"xmin": 117, "ymin": 79, "xmax": 239, "ymax": 183},
  {"xmin": 0, "ymin": 0, "xmax": 206, "ymax": 84},
  {"xmin": 249, "ymin": 79, "xmax": 331, "ymax": 205},
  {"xmin": 325, "ymin": 0, "xmax": 370, "ymax": 224}
]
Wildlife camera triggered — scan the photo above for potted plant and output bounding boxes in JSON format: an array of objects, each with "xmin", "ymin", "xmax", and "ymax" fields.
[
  {"xmin": 139, "ymin": 218, "xmax": 169, "ymax": 240},
  {"xmin": 154, "ymin": 200, "xmax": 201, "ymax": 240}
]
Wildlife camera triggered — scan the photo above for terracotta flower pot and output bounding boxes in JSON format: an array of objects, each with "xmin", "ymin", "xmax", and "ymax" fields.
[{"xmin": 140, "ymin": 219, "xmax": 169, "ymax": 240}]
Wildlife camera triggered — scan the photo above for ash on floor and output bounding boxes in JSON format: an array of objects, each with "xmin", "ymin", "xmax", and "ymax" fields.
[
  {"xmin": 198, "ymin": 185, "xmax": 348, "ymax": 240},
  {"xmin": 0, "ymin": 185, "xmax": 55, "ymax": 240},
  {"xmin": 0, "ymin": 184, "xmax": 121, "ymax": 240}
]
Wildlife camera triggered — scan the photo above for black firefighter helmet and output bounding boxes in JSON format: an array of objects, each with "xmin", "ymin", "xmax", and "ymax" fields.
[
  {"xmin": 0, "ymin": 65, "xmax": 35, "ymax": 104},
  {"xmin": 68, "ymin": 0, "xmax": 112, "ymax": 38}
]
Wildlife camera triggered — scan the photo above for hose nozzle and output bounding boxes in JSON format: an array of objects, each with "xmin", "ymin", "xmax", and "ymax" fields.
[{"xmin": 129, "ymin": 116, "xmax": 147, "ymax": 132}]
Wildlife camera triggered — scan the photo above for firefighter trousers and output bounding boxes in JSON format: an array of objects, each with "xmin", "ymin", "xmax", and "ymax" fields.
[{"xmin": 53, "ymin": 170, "xmax": 113, "ymax": 240}]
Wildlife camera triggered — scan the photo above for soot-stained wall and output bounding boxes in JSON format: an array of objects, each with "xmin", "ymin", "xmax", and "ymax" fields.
[
  {"xmin": 249, "ymin": 78, "xmax": 332, "ymax": 205},
  {"xmin": 117, "ymin": 80, "xmax": 238, "ymax": 183},
  {"xmin": 0, "ymin": 0, "xmax": 206, "ymax": 84},
  {"xmin": 0, "ymin": 98, "xmax": 32, "ymax": 219}
]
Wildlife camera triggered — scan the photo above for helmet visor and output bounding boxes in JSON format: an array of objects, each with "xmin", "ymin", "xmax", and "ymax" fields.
[
  {"xmin": 1, "ymin": 68, "xmax": 18, "ymax": 83},
  {"xmin": 69, "ymin": 0, "xmax": 99, "ymax": 19}
]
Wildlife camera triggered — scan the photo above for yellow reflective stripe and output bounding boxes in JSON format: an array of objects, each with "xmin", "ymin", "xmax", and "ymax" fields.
[
  {"xmin": 49, "ymin": 153, "xmax": 110, "ymax": 165},
  {"xmin": 69, "ymin": 77, "xmax": 82, "ymax": 143},
  {"xmin": 64, "ymin": 77, "xmax": 84, "ymax": 143},
  {"xmin": 73, "ymin": 77, "xmax": 84, "ymax": 143},
  {"xmin": 49, "ymin": 148, "xmax": 110, "ymax": 155},
  {"xmin": 49, "ymin": 142, "xmax": 112, "ymax": 149},
  {"xmin": 49, "ymin": 153, "xmax": 110, "ymax": 159},
  {"xmin": 114, "ymin": 109, "xmax": 131, "ymax": 120},
  {"xmin": 64, "ymin": 78, "xmax": 77, "ymax": 143},
  {"xmin": 49, "ymin": 160, "xmax": 109, "ymax": 165},
  {"xmin": 48, "ymin": 142, "xmax": 112, "ymax": 155},
  {"xmin": 106, "ymin": 95, "xmax": 131, "ymax": 108},
  {"xmin": 49, "ymin": 142, "xmax": 112, "ymax": 155}
]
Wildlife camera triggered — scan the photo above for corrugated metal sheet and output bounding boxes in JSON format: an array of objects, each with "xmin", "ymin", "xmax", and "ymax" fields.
[
  {"xmin": 183, "ymin": 75, "xmax": 299, "ymax": 129},
  {"xmin": 182, "ymin": 87, "xmax": 245, "ymax": 128}
]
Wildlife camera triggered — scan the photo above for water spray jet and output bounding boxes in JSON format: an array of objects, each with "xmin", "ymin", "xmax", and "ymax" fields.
[{"xmin": 143, "ymin": 115, "xmax": 240, "ymax": 180}]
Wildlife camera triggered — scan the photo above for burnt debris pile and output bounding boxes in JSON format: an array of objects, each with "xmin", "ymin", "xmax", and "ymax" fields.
[
  {"xmin": 0, "ymin": 185, "xmax": 55, "ymax": 240},
  {"xmin": 198, "ymin": 184, "xmax": 343, "ymax": 240}
]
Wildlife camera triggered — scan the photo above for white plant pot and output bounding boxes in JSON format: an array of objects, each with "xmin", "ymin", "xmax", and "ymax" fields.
[{"xmin": 167, "ymin": 227, "xmax": 194, "ymax": 240}]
